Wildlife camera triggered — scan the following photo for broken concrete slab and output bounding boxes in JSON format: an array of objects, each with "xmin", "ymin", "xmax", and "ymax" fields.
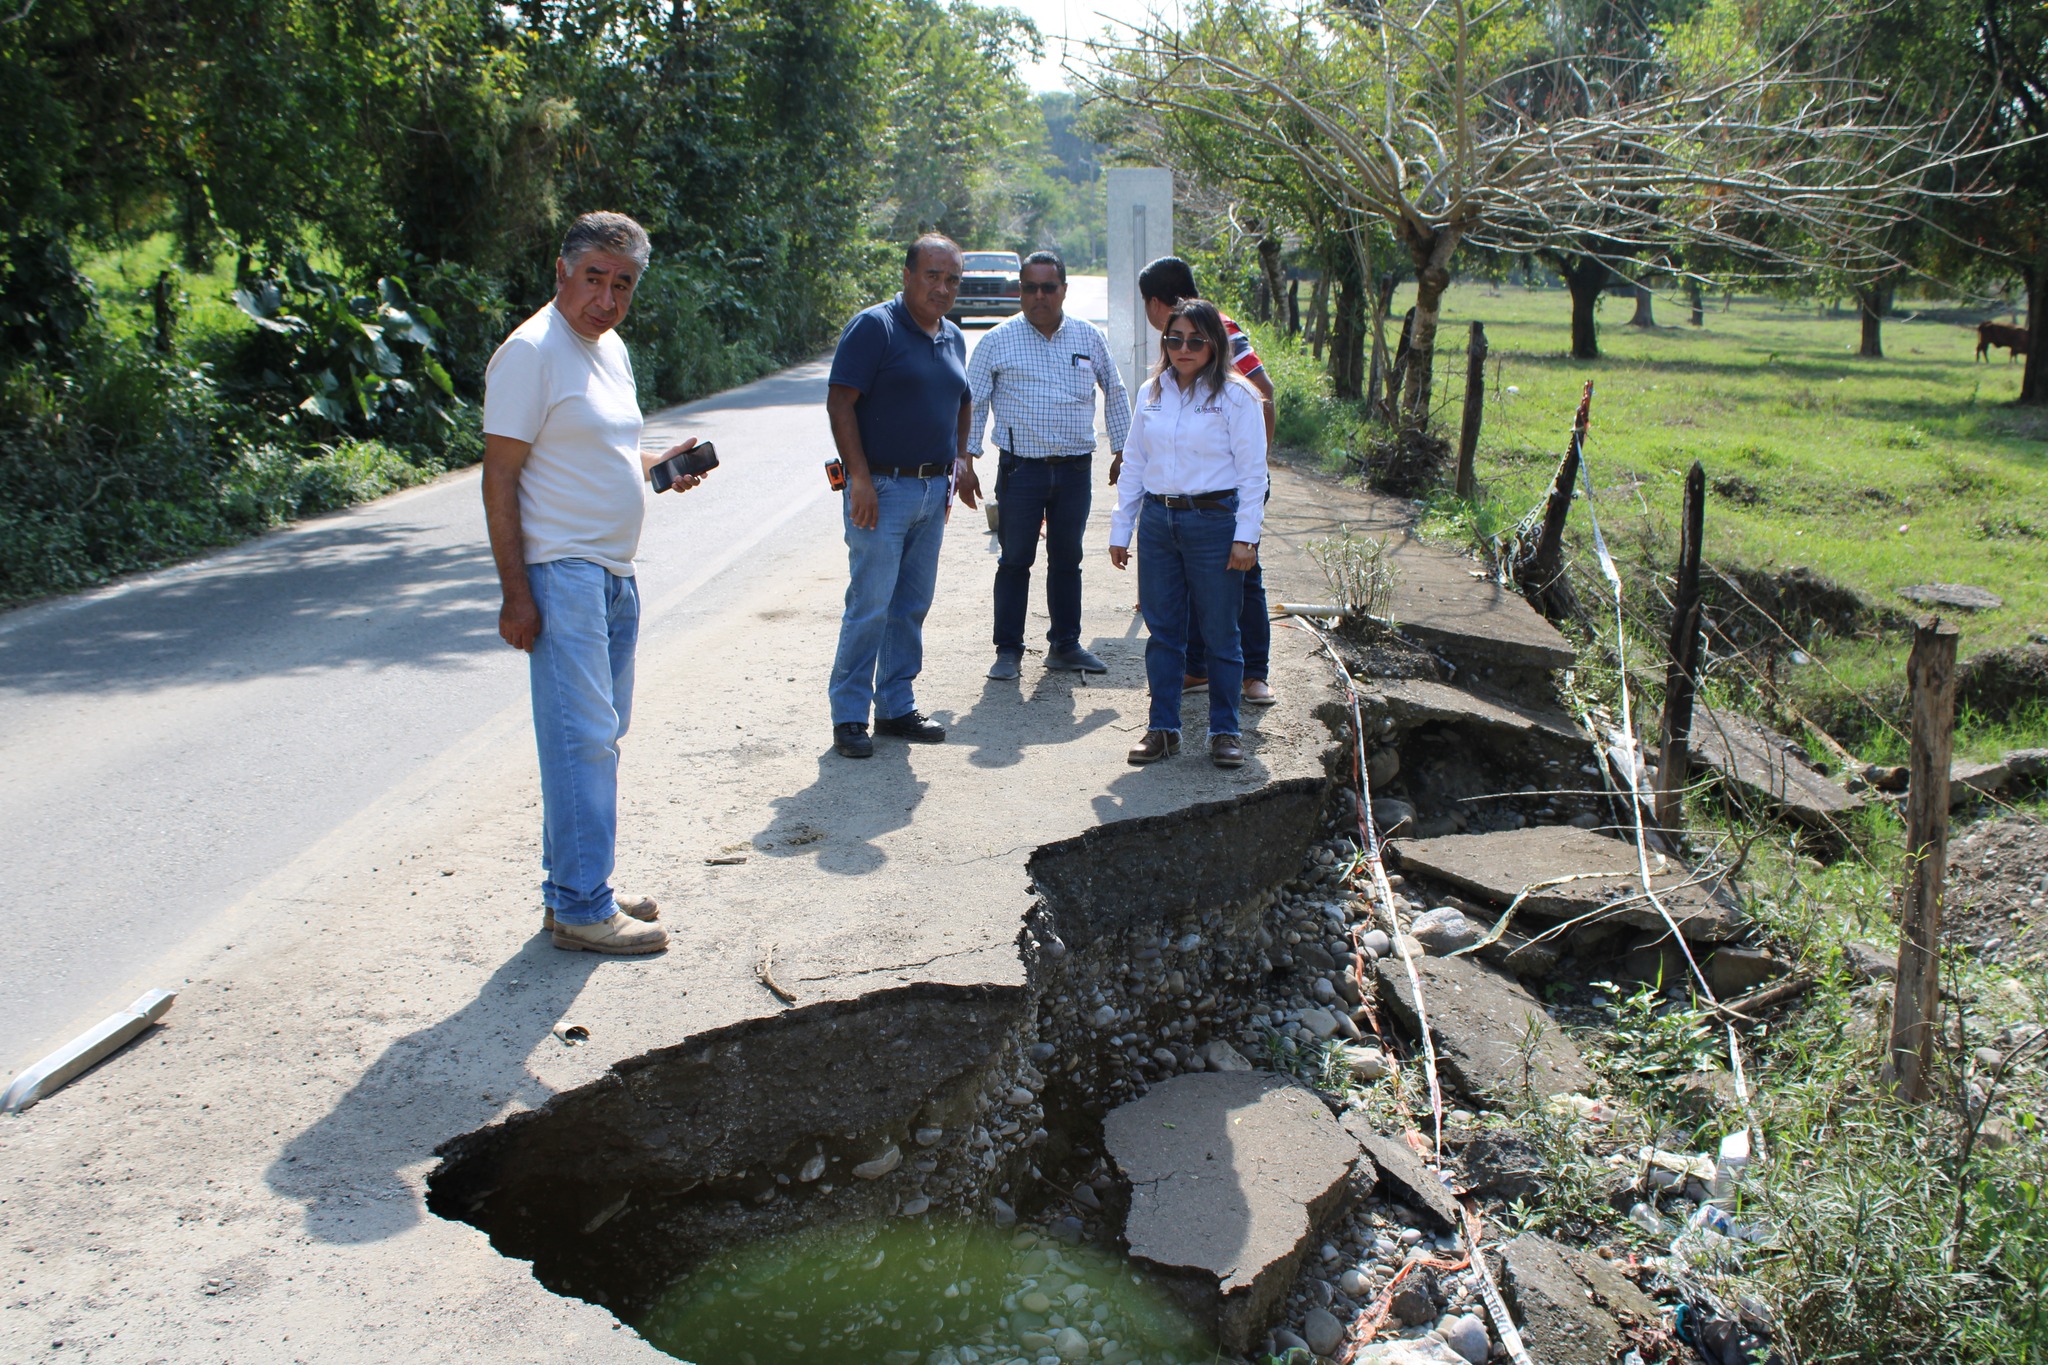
[
  {"xmin": 1374, "ymin": 954, "xmax": 1596, "ymax": 1104},
  {"xmin": 1951, "ymin": 758, "xmax": 2012, "ymax": 803},
  {"xmin": 1257, "ymin": 461, "xmax": 1577, "ymax": 678},
  {"xmin": 1493, "ymin": 1233, "xmax": 1661, "ymax": 1365},
  {"xmin": 1899, "ymin": 583, "xmax": 2004, "ymax": 611},
  {"xmin": 1475, "ymin": 926, "xmax": 1563, "ymax": 979},
  {"xmin": 1356, "ymin": 677, "xmax": 1586, "ymax": 748},
  {"xmin": 1707, "ymin": 946, "xmax": 1793, "ymax": 997},
  {"xmin": 1388, "ymin": 825, "xmax": 1746, "ymax": 943},
  {"xmin": 2007, "ymin": 749, "xmax": 2048, "ymax": 781},
  {"xmin": 1340, "ymin": 1113, "xmax": 1462, "ymax": 1230},
  {"xmin": 1458, "ymin": 1128, "xmax": 1547, "ymax": 1205},
  {"xmin": 1689, "ymin": 706, "xmax": 1863, "ymax": 829},
  {"xmin": 1844, "ymin": 941, "xmax": 1898, "ymax": 983},
  {"xmin": 1105, "ymin": 1070, "xmax": 1364, "ymax": 1353}
]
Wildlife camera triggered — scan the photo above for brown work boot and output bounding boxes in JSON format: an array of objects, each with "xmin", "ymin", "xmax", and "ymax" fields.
[
  {"xmin": 1210, "ymin": 734, "xmax": 1245, "ymax": 768},
  {"xmin": 1127, "ymin": 730, "xmax": 1181, "ymax": 765},
  {"xmin": 543, "ymin": 894, "xmax": 658, "ymax": 932},
  {"xmin": 552, "ymin": 911, "xmax": 669, "ymax": 955}
]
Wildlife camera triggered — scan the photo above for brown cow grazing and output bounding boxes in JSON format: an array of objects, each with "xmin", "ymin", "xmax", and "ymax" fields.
[{"xmin": 1977, "ymin": 320, "xmax": 2031, "ymax": 361}]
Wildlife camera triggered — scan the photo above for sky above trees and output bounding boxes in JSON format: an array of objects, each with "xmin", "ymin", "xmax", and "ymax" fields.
[{"xmin": 1012, "ymin": 0, "xmax": 1163, "ymax": 89}]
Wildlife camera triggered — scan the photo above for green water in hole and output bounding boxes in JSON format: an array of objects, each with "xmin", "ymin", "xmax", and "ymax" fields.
[{"xmin": 637, "ymin": 1218, "xmax": 1215, "ymax": 1365}]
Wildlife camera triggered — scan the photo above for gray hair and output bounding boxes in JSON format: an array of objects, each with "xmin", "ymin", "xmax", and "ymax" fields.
[
  {"xmin": 904, "ymin": 233, "xmax": 963, "ymax": 271},
  {"xmin": 561, "ymin": 212, "xmax": 651, "ymax": 271}
]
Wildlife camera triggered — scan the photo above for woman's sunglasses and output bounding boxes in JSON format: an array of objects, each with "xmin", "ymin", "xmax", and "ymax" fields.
[{"xmin": 1162, "ymin": 334, "xmax": 1212, "ymax": 351}]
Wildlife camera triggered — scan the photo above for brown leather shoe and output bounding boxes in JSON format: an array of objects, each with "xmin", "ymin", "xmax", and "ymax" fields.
[
  {"xmin": 1210, "ymin": 734, "xmax": 1245, "ymax": 768},
  {"xmin": 1126, "ymin": 730, "xmax": 1181, "ymax": 765}
]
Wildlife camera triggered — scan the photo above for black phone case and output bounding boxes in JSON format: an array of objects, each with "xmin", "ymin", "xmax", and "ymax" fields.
[{"xmin": 651, "ymin": 444, "xmax": 718, "ymax": 492}]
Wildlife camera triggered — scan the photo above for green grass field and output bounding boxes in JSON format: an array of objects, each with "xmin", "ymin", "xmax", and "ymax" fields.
[
  {"xmin": 73, "ymin": 233, "xmax": 260, "ymax": 353},
  {"xmin": 1253, "ymin": 282, "xmax": 2047, "ymax": 757}
]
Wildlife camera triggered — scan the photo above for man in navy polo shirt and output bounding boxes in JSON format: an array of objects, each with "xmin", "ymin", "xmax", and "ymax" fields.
[{"xmin": 824, "ymin": 233, "xmax": 974, "ymax": 758}]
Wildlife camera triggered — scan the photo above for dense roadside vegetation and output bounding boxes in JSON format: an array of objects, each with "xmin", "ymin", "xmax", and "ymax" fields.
[{"xmin": 0, "ymin": 0, "xmax": 1107, "ymax": 606}]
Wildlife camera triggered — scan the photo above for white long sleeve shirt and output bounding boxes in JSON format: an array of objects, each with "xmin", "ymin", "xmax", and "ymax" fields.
[{"xmin": 1109, "ymin": 372, "xmax": 1269, "ymax": 548}]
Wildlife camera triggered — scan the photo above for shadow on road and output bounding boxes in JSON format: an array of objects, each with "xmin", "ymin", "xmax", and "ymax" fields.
[
  {"xmin": 956, "ymin": 671, "xmax": 1117, "ymax": 770},
  {"xmin": 0, "ymin": 518, "xmax": 502, "ymax": 695},
  {"xmin": 264, "ymin": 937, "xmax": 601, "ymax": 1244},
  {"xmin": 750, "ymin": 742, "xmax": 930, "ymax": 876}
]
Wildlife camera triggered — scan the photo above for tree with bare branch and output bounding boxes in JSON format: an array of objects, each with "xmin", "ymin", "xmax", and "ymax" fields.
[{"xmin": 1081, "ymin": 0, "xmax": 1996, "ymax": 429}]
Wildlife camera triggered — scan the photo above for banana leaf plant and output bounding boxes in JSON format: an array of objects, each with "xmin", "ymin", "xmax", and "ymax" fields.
[{"xmin": 233, "ymin": 258, "xmax": 458, "ymax": 434}]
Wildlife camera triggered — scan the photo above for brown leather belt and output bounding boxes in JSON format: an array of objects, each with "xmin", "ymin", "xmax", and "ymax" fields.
[{"xmin": 1147, "ymin": 491, "xmax": 1234, "ymax": 511}]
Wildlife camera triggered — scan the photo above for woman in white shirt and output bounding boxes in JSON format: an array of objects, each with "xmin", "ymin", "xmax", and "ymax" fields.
[{"xmin": 1108, "ymin": 299, "xmax": 1269, "ymax": 768}]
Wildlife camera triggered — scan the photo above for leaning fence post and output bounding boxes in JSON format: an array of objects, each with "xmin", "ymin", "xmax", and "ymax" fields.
[
  {"xmin": 1655, "ymin": 462, "xmax": 1706, "ymax": 832},
  {"xmin": 1884, "ymin": 615, "xmax": 1959, "ymax": 1102},
  {"xmin": 1508, "ymin": 382, "xmax": 1592, "ymax": 621},
  {"xmin": 1454, "ymin": 321, "xmax": 1488, "ymax": 500}
]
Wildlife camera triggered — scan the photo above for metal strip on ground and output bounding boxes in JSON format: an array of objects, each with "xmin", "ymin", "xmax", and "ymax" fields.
[{"xmin": 2, "ymin": 989, "xmax": 176, "ymax": 1114}]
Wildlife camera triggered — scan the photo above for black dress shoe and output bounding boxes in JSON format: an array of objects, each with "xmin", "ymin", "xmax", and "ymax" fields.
[
  {"xmin": 876, "ymin": 710, "xmax": 946, "ymax": 743},
  {"xmin": 833, "ymin": 722, "xmax": 873, "ymax": 758},
  {"xmin": 1045, "ymin": 643, "xmax": 1107, "ymax": 673}
]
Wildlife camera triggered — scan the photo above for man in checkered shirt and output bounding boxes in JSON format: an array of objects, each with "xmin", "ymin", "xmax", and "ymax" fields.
[{"xmin": 959, "ymin": 249, "xmax": 1133, "ymax": 679}]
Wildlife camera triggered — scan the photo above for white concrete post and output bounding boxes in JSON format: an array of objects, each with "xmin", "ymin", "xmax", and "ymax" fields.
[{"xmin": 1107, "ymin": 168, "xmax": 1174, "ymax": 394}]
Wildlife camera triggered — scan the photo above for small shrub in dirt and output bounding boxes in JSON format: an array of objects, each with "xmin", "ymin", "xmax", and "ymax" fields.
[{"xmin": 1307, "ymin": 525, "xmax": 1399, "ymax": 626}]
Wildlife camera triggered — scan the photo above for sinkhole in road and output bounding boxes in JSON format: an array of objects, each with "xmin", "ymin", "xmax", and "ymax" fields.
[{"xmin": 425, "ymin": 777, "xmax": 1336, "ymax": 1362}]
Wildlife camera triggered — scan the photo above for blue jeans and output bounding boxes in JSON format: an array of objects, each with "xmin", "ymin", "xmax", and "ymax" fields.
[
  {"xmin": 830, "ymin": 472, "xmax": 949, "ymax": 724},
  {"xmin": 1186, "ymin": 560, "xmax": 1270, "ymax": 683},
  {"xmin": 994, "ymin": 453, "xmax": 1091, "ymax": 651},
  {"xmin": 1136, "ymin": 496, "xmax": 1245, "ymax": 737},
  {"xmin": 526, "ymin": 559, "xmax": 638, "ymax": 927}
]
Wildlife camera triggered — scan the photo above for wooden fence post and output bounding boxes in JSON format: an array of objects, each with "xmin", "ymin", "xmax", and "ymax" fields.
[
  {"xmin": 1655, "ymin": 461, "xmax": 1706, "ymax": 832},
  {"xmin": 1454, "ymin": 320, "xmax": 1488, "ymax": 500},
  {"xmin": 1885, "ymin": 615, "xmax": 1960, "ymax": 1101},
  {"xmin": 1509, "ymin": 382, "xmax": 1592, "ymax": 621}
]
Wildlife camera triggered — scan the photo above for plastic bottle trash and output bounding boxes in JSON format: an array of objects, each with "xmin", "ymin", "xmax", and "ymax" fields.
[
  {"xmin": 1713, "ymin": 1129, "xmax": 1752, "ymax": 1200},
  {"xmin": 1628, "ymin": 1202, "xmax": 1668, "ymax": 1237}
]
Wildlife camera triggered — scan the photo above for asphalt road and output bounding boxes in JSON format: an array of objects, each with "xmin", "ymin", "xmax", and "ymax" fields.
[{"xmin": 0, "ymin": 275, "xmax": 1112, "ymax": 1077}]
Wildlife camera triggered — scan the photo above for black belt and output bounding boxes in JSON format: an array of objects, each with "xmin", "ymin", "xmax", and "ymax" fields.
[
  {"xmin": 868, "ymin": 462, "xmax": 951, "ymax": 478},
  {"xmin": 1147, "ymin": 490, "xmax": 1235, "ymax": 511},
  {"xmin": 999, "ymin": 450, "xmax": 1090, "ymax": 465}
]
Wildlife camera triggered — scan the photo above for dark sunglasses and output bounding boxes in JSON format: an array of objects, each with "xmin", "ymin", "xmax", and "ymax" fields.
[
  {"xmin": 1162, "ymin": 333, "xmax": 1211, "ymax": 351},
  {"xmin": 1020, "ymin": 281, "xmax": 1063, "ymax": 295}
]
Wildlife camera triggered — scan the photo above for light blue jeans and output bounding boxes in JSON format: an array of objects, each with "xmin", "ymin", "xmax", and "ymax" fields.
[
  {"xmin": 526, "ymin": 558, "xmax": 638, "ymax": 926},
  {"xmin": 830, "ymin": 472, "xmax": 949, "ymax": 725}
]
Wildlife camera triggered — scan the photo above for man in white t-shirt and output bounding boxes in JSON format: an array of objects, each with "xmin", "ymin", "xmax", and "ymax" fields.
[{"xmin": 481, "ymin": 212, "xmax": 708, "ymax": 955}]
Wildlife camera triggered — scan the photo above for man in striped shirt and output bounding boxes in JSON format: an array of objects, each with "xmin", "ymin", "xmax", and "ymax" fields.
[
  {"xmin": 961, "ymin": 250, "xmax": 1133, "ymax": 679},
  {"xmin": 1124, "ymin": 256, "xmax": 1279, "ymax": 707}
]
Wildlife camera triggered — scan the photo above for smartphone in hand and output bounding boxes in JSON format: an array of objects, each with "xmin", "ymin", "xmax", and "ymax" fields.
[{"xmin": 649, "ymin": 442, "xmax": 719, "ymax": 492}]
